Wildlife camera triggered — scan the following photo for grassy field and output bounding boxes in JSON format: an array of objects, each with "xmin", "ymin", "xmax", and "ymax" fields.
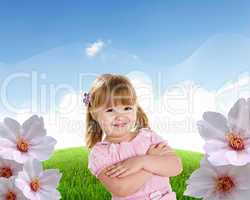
[{"xmin": 43, "ymin": 147, "xmax": 203, "ymax": 200}]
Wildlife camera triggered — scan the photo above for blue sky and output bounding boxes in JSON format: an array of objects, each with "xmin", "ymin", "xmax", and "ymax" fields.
[
  {"xmin": 1, "ymin": 0, "xmax": 250, "ymax": 112},
  {"xmin": 1, "ymin": 1, "xmax": 250, "ymax": 64},
  {"xmin": 1, "ymin": 1, "xmax": 250, "ymax": 150}
]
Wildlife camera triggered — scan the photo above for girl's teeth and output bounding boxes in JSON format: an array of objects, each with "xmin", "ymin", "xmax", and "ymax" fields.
[{"xmin": 115, "ymin": 123, "xmax": 126, "ymax": 127}]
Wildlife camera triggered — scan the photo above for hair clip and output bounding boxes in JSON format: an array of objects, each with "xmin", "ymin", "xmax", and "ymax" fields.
[{"xmin": 83, "ymin": 92, "xmax": 91, "ymax": 106}]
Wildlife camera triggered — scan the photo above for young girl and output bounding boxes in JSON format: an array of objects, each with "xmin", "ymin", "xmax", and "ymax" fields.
[{"xmin": 85, "ymin": 74, "xmax": 182, "ymax": 200}]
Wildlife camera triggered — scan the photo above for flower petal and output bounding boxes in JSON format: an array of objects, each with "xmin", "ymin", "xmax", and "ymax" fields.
[
  {"xmin": 29, "ymin": 136, "xmax": 56, "ymax": 160},
  {"xmin": 38, "ymin": 188, "xmax": 61, "ymax": 200},
  {"xmin": 0, "ymin": 158, "xmax": 23, "ymax": 177},
  {"xmin": 0, "ymin": 138, "xmax": 15, "ymax": 148},
  {"xmin": 12, "ymin": 150, "xmax": 32, "ymax": 164},
  {"xmin": 33, "ymin": 136, "xmax": 56, "ymax": 148},
  {"xmin": 23, "ymin": 159, "xmax": 43, "ymax": 179},
  {"xmin": 15, "ymin": 177, "xmax": 31, "ymax": 193},
  {"xmin": 228, "ymin": 98, "xmax": 250, "ymax": 133},
  {"xmin": 0, "ymin": 138, "xmax": 16, "ymax": 160},
  {"xmin": 22, "ymin": 115, "xmax": 42, "ymax": 134},
  {"xmin": 184, "ymin": 184, "xmax": 214, "ymax": 199},
  {"xmin": 197, "ymin": 119, "xmax": 228, "ymax": 141},
  {"xmin": 23, "ymin": 121, "xmax": 46, "ymax": 142},
  {"xmin": 229, "ymin": 164, "xmax": 250, "ymax": 190},
  {"xmin": 39, "ymin": 169, "xmax": 62, "ymax": 189},
  {"xmin": 186, "ymin": 167, "xmax": 217, "ymax": 184},
  {"xmin": 207, "ymin": 149, "xmax": 231, "ymax": 166},
  {"xmin": 0, "ymin": 123, "xmax": 17, "ymax": 142},
  {"xmin": 184, "ymin": 167, "xmax": 216, "ymax": 198},
  {"xmin": 229, "ymin": 189, "xmax": 250, "ymax": 200},
  {"xmin": 3, "ymin": 117, "xmax": 21, "ymax": 135},
  {"xmin": 16, "ymin": 178, "xmax": 37, "ymax": 200},
  {"xmin": 0, "ymin": 177, "xmax": 8, "ymax": 193},
  {"xmin": 16, "ymin": 171, "xmax": 30, "ymax": 183},
  {"xmin": 0, "ymin": 177, "xmax": 27, "ymax": 200},
  {"xmin": 203, "ymin": 139, "xmax": 228, "ymax": 154},
  {"xmin": 245, "ymin": 138, "xmax": 250, "ymax": 147},
  {"xmin": 225, "ymin": 150, "xmax": 250, "ymax": 166},
  {"xmin": 199, "ymin": 156, "xmax": 233, "ymax": 176},
  {"xmin": 200, "ymin": 156, "xmax": 211, "ymax": 167},
  {"xmin": 203, "ymin": 112, "xmax": 228, "ymax": 133}
]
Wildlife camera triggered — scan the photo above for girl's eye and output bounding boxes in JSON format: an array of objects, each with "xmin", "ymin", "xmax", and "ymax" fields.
[
  {"xmin": 106, "ymin": 108, "xmax": 113, "ymax": 112},
  {"xmin": 124, "ymin": 107, "xmax": 132, "ymax": 111}
]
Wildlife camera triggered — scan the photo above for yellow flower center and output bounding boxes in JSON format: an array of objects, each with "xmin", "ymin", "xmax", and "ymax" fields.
[
  {"xmin": 5, "ymin": 191, "xmax": 16, "ymax": 200},
  {"xmin": 216, "ymin": 176, "xmax": 235, "ymax": 193},
  {"xmin": 0, "ymin": 167, "xmax": 12, "ymax": 178},
  {"xmin": 30, "ymin": 179, "xmax": 40, "ymax": 192},
  {"xmin": 226, "ymin": 133, "xmax": 245, "ymax": 151},
  {"xmin": 16, "ymin": 138, "xmax": 29, "ymax": 152}
]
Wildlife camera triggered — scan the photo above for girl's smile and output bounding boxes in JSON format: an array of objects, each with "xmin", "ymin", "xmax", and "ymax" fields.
[
  {"xmin": 113, "ymin": 122, "xmax": 128, "ymax": 128},
  {"xmin": 95, "ymin": 104, "xmax": 138, "ymax": 142}
]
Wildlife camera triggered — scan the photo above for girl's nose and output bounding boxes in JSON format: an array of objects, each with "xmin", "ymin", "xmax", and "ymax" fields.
[
  {"xmin": 115, "ymin": 115, "xmax": 125, "ymax": 120},
  {"xmin": 114, "ymin": 113, "xmax": 126, "ymax": 121}
]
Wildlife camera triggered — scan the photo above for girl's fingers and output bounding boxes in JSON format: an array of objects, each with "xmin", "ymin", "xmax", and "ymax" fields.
[
  {"xmin": 159, "ymin": 143, "xmax": 167, "ymax": 148},
  {"xmin": 162, "ymin": 145, "xmax": 174, "ymax": 152},
  {"xmin": 161, "ymin": 145, "xmax": 170, "ymax": 150},
  {"xmin": 106, "ymin": 165, "xmax": 116, "ymax": 171},
  {"xmin": 106, "ymin": 165, "xmax": 123, "ymax": 176},
  {"xmin": 161, "ymin": 149, "xmax": 175, "ymax": 155},
  {"xmin": 149, "ymin": 144, "xmax": 157, "ymax": 149},
  {"xmin": 118, "ymin": 169, "xmax": 130, "ymax": 178},
  {"xmin": 107, "ymin": 162, "xmax": 122, "ymax": 170},
  {"xmin": 155, "ymin": 142, "xmax": 167, "ymax": 148},
  {"xmin": 110, "ymin": 167, "xmax": 128, "ymax": 178}
]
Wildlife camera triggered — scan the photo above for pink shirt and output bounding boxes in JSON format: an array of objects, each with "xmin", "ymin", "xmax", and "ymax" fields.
[{"xmin": 88, "ymin": 128, "xmax": 177, "ymax": 200}]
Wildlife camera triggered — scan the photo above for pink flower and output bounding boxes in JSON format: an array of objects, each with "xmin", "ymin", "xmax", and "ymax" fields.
[
  {"xmin": 15, "ymin": 158, "xmax": 62, "ymax": 200},
  {"xmin": 184, "ymin": 157, "xmax": 250, "ymax": 199},
  {"xmin": 197, "ymin": 98, "xmax": 250, "ymax": 166},
  {"xmin": 0, "ymin": 157, "xmax": 23, "ymax": 178},
  {"xmin": 0, "ymin": 115, "xmax": 57, "ymax": 164},
  {"xmin": 0, "ymin": 177, "xmax": 27, "ymax": 200}
]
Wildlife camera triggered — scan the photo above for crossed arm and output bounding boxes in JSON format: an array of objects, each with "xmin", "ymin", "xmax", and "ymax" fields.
[
  {"xmin": 97, "ymin": 152, "xmax": 182, "ymax": 197},
  {"xmin": 98, "ymin": 165, "xmax": 153, "ymax": 197}
]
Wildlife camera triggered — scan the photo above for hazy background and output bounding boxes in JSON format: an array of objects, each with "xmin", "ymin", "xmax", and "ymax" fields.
[{"xmin": 1, "ymin": 1, "xmax": 250, "ymax": 152}]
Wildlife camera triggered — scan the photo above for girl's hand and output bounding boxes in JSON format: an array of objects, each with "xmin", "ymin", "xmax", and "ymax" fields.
[
  {"xmin": 105, "ymin": 156, "xmax": 144, "ymax": 178},
  {"xmin": 146, "ymin": 142, "xmax": 174, "ymax": 156}
]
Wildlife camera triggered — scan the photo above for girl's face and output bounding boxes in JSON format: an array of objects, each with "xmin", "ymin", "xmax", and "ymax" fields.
[{"xmin": 95, "ymin": 104, "xmax": 137, "ymax": 137}]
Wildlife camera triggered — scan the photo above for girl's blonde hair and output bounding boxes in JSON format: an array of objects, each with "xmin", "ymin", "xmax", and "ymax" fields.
[{"xmin": 85, "ymin": 73, "xmax": 149, "ymax": 149}]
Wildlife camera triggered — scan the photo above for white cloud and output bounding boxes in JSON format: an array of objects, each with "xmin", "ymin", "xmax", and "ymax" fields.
[
  {"xmin": 2, "ymin": 71, "xmax": 250, "ymax": 152},
  {"xmin": 126, "ymin": 72, "xmax": 211, "ymax": 152},
  {"xmin": 215, "ymin": 72, "xmax": 250, "ymax": 115},
  {"xmin": 85, "ymin": 40, "xmax": 105, "ymax": 57},
  {"xmin": 125, "ymin": 72, "xmax": 250, "ymax": 152},
  {"xmin": 165, "ymin": 34, "xmax": 250, "ymax": 91},
  {"xmin": 10, "ymin": 92, "xmax": 86, "ymax": 150}
]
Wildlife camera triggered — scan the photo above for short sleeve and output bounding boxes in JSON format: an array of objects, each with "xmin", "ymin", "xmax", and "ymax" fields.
[
  {"xmin": 88, "ymin": 145, "xmax": 111, "ymax": 177},
  {"xmin": 150, "ymin": 129, "xmax": 169, "ymax": 146}
]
